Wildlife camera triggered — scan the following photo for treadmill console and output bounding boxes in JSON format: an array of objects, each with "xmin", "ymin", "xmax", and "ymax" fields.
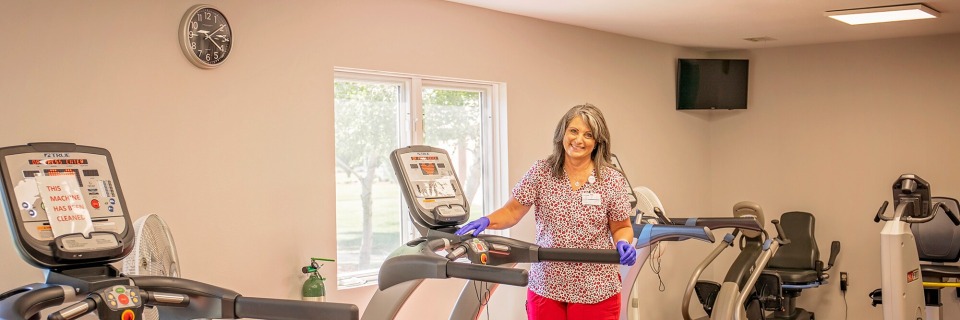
[
  {"xmin": 90, "ymin": 284, "xmax": 145, "ymax": 320},
  {"xmin": 0, "ymin": 143, "xmax": 134, "ymax": 268},
  {"xmin": 0, "ymin": 143, "xmax": 362, "ymax": 320},
  {"xmin": 389, "ymin": 146, "xmax": 469, "ymax": 231}
]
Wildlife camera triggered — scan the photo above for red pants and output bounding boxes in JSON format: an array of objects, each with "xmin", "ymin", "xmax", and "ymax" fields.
[{"xmin": 526, "ymin": 289, "xmax": 620, "ymax": 320}]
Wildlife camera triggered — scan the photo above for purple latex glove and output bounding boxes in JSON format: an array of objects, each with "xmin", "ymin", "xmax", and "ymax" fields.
[
  {"xmin": 455, "ymin": 217, "xmax": 490, "ymax": 237},
  {"xmin": 617, "ymin": 240, "xmax": 637, "ymax": 266}
]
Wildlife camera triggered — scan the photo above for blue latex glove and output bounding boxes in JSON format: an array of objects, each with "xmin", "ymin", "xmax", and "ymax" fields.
[
  {"xmin": 617, "ymin": 240, "xmax": 637, "ymax": 266},
  {"xmin": 455, "ymin": 217, "xmax": 490, "ymax": 237}
]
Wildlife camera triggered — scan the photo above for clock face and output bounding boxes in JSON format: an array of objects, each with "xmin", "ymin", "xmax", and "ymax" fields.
[{"xmin": 180, "ymin": 5, "xmax": 232, "ymax": 68}]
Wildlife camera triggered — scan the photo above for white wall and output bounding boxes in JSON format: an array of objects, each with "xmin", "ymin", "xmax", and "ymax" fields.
[
  {"xmin": 706, "ymin": 33, "xmax": 960, "ymax": 319},
  {"xmin": 7, "ymin": 1, "xmax": 955, "ymax": 320},
  {"xmin": 0, "ymin": 1, "xmax": 710, "ymax": 319}
]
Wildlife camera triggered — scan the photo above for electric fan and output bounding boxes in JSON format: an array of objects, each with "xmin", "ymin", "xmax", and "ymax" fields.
[
  {"xmin": 121, "ymin": 214, "xmax": 181, "ymax": 320},
  {"xmin": 633, "ymin": 186, "xmax": 666, "ymax": 221}
]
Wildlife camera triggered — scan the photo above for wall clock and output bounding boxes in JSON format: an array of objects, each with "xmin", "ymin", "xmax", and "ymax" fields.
[{"xmin": 180, "ymin": 5, "xmax": 233, "ymax": 68}]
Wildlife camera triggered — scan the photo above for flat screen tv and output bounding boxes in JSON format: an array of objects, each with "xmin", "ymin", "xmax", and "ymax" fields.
[{"xmin": 676, "ymin": 59, "xmax": 749, "ymax": 110}]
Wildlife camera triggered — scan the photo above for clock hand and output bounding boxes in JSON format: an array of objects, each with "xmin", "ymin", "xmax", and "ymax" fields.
[
  {"xmin": 194, "ymin": 30, "xmax": 224, "ymax": 52},
  {"xmin": 203, "ymin": 33, "xmax": 225, "ymax": 52},
  {"xmin": 208, "ymin": 24, "xmax": 226, "ymax": 37}
]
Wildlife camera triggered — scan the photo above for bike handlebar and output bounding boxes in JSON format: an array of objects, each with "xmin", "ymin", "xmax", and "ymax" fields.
[
  {"xmin": 936, "ymin": 201, "xmax": 960, "ymax": 226},
  {"xmin": 771, "ymin": 219, "xmax": 791, "ymax": 244},
  {"xmin": 875, "ymin": 201, "xmax": 890, "ymax": 223}
]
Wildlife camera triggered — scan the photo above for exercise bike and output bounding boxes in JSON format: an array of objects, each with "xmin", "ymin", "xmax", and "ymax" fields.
[
  {"xmin": 869, "ymin": 174, "xmax": 960, "ymax": 320},
  {"xmin": 0, "ymin": 142, "xmax": 359, "ymax": 320}
]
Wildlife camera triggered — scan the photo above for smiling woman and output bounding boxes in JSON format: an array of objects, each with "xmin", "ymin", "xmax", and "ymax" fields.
[{"xmin": 456, "ymin": 103, "xmax": 635, "ymax": 320}]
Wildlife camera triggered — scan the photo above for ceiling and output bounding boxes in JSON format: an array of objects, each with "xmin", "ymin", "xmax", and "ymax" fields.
[{"xmin": 444, "ymin": 0, "xmax": 960, "ymax": 51}]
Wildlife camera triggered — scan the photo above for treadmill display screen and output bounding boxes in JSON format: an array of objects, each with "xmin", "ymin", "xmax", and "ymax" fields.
[
  {"xmin": 419, "ymin": 163, "xmax": 438, "ymax": 175},
  {"xmin": 28, "ymin": 159, "xmax": 89, "ymax": 165}
]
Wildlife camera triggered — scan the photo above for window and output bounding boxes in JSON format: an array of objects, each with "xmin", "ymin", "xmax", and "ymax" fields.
[{"xmin": 333, "ymin": 68, "xmax": 507, "ymax": 288}]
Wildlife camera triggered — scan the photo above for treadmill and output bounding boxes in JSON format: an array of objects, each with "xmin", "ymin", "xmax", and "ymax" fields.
[
  {"xmin": 0, "ymin": 142, "xmax": 359, "ymax": 320},
  {"xmin": 362, "ymin": 145, "xmax": 719, "ymax": 320}
]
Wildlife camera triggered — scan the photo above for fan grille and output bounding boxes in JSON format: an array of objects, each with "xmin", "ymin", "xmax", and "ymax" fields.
[
  {"xmin": 122, "ymin": 214, "xmax": 180, "ymax": 277},
  {"xmin": 120, "ymin": 214, "xmax": 180, "ymax": 320},
  {"xmin": 633, "ymin": 186, "xmax": 664, "ymax": 217}
]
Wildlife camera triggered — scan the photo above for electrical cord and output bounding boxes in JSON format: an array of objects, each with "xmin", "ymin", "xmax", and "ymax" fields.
[
  {"xmin": 473, "ymin": 281, "xmax": 493, "ymax": 320},
  {"xmin": 648, "ymin": 243, "xmax": 667, "ymax": 292},
  {"xmin": 842, "ymin": 290, "xmax": 848, "ymax": 320}
]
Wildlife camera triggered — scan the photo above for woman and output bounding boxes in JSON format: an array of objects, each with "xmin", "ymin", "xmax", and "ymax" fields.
[{"xmin": 455, "ymin": 103, "xmax": 636, "ymax": 320}]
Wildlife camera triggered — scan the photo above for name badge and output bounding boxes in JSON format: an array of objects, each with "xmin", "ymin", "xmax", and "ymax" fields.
[{"xmin": 581, "ymin": 193, "xmax": 602, "ymax": 206}]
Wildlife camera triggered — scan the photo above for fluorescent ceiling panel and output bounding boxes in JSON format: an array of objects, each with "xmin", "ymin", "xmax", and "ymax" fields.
[{"xmin": 826, "ymin": 3, "xmax": 939, "ymax": 25}]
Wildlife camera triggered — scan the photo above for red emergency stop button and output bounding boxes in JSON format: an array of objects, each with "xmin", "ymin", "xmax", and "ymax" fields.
[
  {"xmin": 121, "ymin": 309, "xmax": 135, "ymax": 320},
  {"xmin": 91, "ymin": 199, "xmax": 100, "ymax": 209},
  {"xmin": 118, "ymin": 294, "xmax": 129, "ymax": 305}
]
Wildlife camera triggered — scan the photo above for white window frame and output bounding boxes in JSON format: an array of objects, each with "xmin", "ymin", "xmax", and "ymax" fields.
[{"xmin": 333, "ymin": 67, "xmax": 509, "ymax": 289}]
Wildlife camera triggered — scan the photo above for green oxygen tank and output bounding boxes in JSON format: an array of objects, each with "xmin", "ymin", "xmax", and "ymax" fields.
[{"xmin": 301, "ymin": 257, "xmax": 334, "ymax": 302}]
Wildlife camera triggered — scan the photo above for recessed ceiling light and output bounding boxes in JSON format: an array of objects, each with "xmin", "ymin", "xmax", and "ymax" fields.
[{"xmin": 826, "ymin": 3, "xmax": 939, "ymax": 25}]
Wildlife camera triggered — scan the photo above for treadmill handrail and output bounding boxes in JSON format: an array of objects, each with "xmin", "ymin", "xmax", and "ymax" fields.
[
  {"xmin": 377, "ymin": 238, "xmax": 529, "ymax": 290},
  {"xmin": 130, "ymin": 276, "xmax": 242, "ymax": 299},
  {"xmin": 666, "ymin": 217, "xmax": 764, "ymax": 232},
  {"xmin": 377, "ymin": 223, "xmax": 719, "ymax": 291},
  {"xmin": 0, "ymin": 284, "xmax": 67, "ymax": 320},
  {"xmin": 540, "ymin": 225, "xmax": 715, "ymax": 263},
  {"xmin": 0, "ymin": 278, "xmax": 360, "ymax": 320},
  {"xmin": 235, "ymin": 296, "xmax": 359, "ymax": 320},
  {"xmin": 131, "ymin": 276, "xmax": 359, "ymax": 320},
  {"xmin": 636, "ymin": 224, "xmax": 715, "ymax": 247},
  {"xmin": 476, "ymin": 224, "xmax": 714, "ymax": 264},
  {"xmin": 537, "ymin": 248, "xmax": 620, "ymax": 263}
]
